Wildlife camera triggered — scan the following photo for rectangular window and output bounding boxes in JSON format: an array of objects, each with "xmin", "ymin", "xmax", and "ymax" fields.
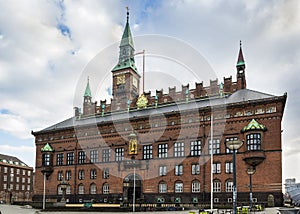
[
  {"xmin": 4, "ymin": 167, "xmax": 7, "ymax": 173},
  {"xmin": 102, "ymin": 149, "xmax": 111, "ymax": 162},
  {"xmin": 56, "ymin": 153, "xmax": 64, "ymax": 166},
  {"xmin": 209, "ymin": 139, "xmax": 220, "ymax": 154},
  {"xmin": 225, "ymin": 137, "xmax": 238, "ymax": 153},
  {"xmin": 66, "ymin": 170, "xmax": 71, "ymax": 180},
  {"xmin": 190, "ymin": 140, "xmax": 202, "ymax": 156},
  {"xmin": 3, "ymin": 183, "xmax": 7, "ymax": 190},
  {"xmin": 28, "ymin": 171, "xmax": 31, "ymax": 176},
  {"xmin": 159, "ymin": 166, "xmax": 167, "ymax": 176},
  {"xmin": 103, "ymin": 168, "xmax": 109, "ymax": 179},
  {"xmin": 42, "ymin": 153, "xmax": 51, "ymax": 166},
  {"xmin": 246, "ymin": 133, "xmax": 261, "ymax": 151},
  {"xmin": 28, "ymin": 178, "xmax": 31, "ymax": 184},
  {"xmin": 3, "ymin": 175, "xmax": 7, "ymax": 182},
  {"xmin": 67, "ymin": 152, "xmax": 74, "ymax": 165},
  {"xmin": 192, "ymin": 163, "xmax": 200, "ymax": 175},
  {"xmin": 90, "ymin": 169, "xmax": 97, "ymax": 179},
  {"xmin": 158, "ymin": 143, "xmax": 168, "ymax": 158},
  {"xmin": 175, "ymin": 164, "xmax": 183, "ymax": 176},
  {"xmin": 57, "ymin": 171, "xmax": 63, "ymax": 181},
  {"xmin": 213, "ymin": 163, "xmax": 221, "ymax": 174},
  {"xmin": 174, "ymin": 142, "xmax": 184, "ymax": 157},
  {"xmin": 226, "ymin": 162, "xmax": 233, "ymax": 174},
  {"xmin": 16, "ymin": 169, "xmax": 20, "ymax": 174},
  {"xmin": 78, "ymin": 151, "xmax": 86, "ymax": 164},
  {"xmin": 90, "ymin": 150, "xmax": 98, "ymax": 163},
  {"xmin": 115, "ymin": 148, "xmax": 124, "ymax": 161},
  {"xmin": 78, "ymin": 170, "xmax": 85, "ymax": 180},
  {"xmin": 143, "ymin": 145, "xmax": 153, "ymax": 160}
]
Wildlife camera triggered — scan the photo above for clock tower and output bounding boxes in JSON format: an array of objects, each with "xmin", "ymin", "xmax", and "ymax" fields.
[{"xmin": 111, "ymin": 9, "xmax": 140, "ymax": 110}]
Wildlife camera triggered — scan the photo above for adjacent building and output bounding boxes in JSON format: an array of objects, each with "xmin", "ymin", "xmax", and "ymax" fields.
[
  {"xmin": 32, "ymin": 12, "xmax": 287, "ymax": 207},
  {"xmin": 0, "ymin": 153, "xmax": 34, "ymax": 203}
]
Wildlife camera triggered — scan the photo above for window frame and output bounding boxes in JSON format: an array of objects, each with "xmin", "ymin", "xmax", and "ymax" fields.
[{"xmin": 190, "ymin": 140, "xmax": 202, "ymax": 156}]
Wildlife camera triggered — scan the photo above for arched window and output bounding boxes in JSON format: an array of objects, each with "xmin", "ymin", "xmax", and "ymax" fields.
[
  {"xmin": 103, "ymin": 183, "xmax": 109, "ymax": 194},
  {"xmin": 175, "ymin": 181, "xmax": 183, "ymax": 193},
  {"xmin": 192, "ymin": 180, "xmax": 200, "ymax": 193},
  {"xmin": 78, "ymin": 184, "xmax": 84, "ymax": 194},
  {"xmin": 57, "ymin": 185, "xmax": 63, "ymax": 195},
  {"xmin": 90, "ymin": 183, "xmax": 97, "ymax": 194},
  {"xmin": 159, "ymin": 181, "xmax": 167, "ymax": 193},
  {"xmin": 225, "ymin": 180, "xmax": 233, "ymax": 192},
  {"xmin": 66, "ymin": 185, "xmax": 71, "ymax": 195},
  {"xmin": 213, "ymin": 179, "xmax": 221, "ymax": 192}
]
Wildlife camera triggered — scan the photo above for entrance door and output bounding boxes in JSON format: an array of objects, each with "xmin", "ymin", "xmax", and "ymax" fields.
[{"xmin": 123, "ymin": 174, "xmax": 142, "ymax": 203}]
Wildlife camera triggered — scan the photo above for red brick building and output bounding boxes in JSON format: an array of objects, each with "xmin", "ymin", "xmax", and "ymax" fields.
[
  {"xmin": 0, "ymin": 154, "xmax": 34, "ymax": 204},
  {"xmin": 32, "ymin": 12, "xmax": 287, "ymax": 208}
]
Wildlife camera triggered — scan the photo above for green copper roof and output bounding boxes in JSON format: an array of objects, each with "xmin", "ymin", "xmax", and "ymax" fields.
[
  {"xmin": 112, "ymin": 58, "xmax": 138, "ymax": 73},
  {"xmin": 237, "ymin": 61, "xmax": 245, "ymax": 66},
  {"xmin": 242, "ymin": 119, "xmax": 267, "ymax": 133},
  {"xmin": 84, "ymin": 78, "xmax": 92, "ymax": 97},
  {"xmin": 41, "ymin": 143, "xmax": 54, "ymax": 152},
  {"xmin": 120, "ymin": 21, "xmax": 134, "ymax": 48},
  {"xmin": 236, "ymin": 41, "xmax": 246, "ymax": 67}
]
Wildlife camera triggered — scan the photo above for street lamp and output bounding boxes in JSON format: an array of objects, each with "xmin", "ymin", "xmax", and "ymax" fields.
[
  {"xmin": 247, "ymin": 167, "xmax": 256, "ymax": 211},
  {"xmin": 225, "ymin": 140, "xmax": 244, "ymax": 214}
]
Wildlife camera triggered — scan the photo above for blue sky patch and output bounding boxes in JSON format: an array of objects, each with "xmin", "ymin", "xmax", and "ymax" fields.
[
  {"xmin": 0, "ymin": 109, "xmax": 11, "ymax": 115},
  {"xmin": 57, "ymin": 23, "xmax": 71, "ymax": 38}
]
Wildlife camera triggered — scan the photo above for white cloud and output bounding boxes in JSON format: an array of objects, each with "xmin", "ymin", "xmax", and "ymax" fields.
[{"xmin": 0, "ymin": 145, "xmax": 35, "ymax": 167}]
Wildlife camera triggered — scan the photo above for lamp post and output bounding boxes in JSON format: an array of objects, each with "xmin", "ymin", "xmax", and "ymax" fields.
[
  {"xmin": 247, "ymin": 167, "xmax": 256, "ymax": 211},
  {"xmin": 225, "ymin": 140, "xmax": 244, "ymax": 214}
]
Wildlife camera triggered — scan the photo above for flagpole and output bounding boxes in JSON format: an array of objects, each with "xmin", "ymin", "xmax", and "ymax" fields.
[
  {"xmin": 133, "ymin": 167, "xmax": 136, "ymax": 212},
  {"xmin": 211, "ymin": 113, "xmax": 213, "ymax": 212}
]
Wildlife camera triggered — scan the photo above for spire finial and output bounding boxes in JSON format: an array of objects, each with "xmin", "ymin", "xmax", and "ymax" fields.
[
  {"xmin": 126, "ymin": 6, "xmax": 129, "ymax": 23},
  {"xmin": 240, "ymin": 40, "xmax": 242, "ymax": 48}
]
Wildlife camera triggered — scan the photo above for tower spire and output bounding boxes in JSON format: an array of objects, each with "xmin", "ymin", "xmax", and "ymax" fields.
[
  {"xmin": 237, "ymin": 40, "xmax": 245, "ymax": 68},
  {"xmin": 112, "ymin": 7, "xmax": 137, "ymax": 72},
  {"xmin": 236, "ymin": 41, "xmax": 246, "ymax": 89},
  {"xmin": 84, "ymin": 77, "xmax": 92, "ymax": 98}
]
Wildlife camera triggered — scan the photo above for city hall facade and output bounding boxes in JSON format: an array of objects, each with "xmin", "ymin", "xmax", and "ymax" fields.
[{"xmin": 32, "ymin": 13, "xmax": 287, "ymax": 207}]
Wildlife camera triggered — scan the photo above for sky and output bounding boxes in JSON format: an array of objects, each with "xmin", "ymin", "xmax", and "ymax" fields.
[{"xmin": 0, "ymin": 0, "xmax": 300, "ymax": 183}]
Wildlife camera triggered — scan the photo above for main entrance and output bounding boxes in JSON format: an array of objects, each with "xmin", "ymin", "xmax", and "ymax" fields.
[{"xmin": 123, "ymin": 174, "xmax": 142, "ymax": 203}]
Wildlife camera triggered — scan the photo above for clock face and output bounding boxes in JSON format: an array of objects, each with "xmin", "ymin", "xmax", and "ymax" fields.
[{"xmin": 117, "ymin": 74, "xmax": 125, "ymax": 85}]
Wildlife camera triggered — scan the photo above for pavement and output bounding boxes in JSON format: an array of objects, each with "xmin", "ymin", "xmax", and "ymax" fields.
[{"xmin": 0, "ymin": 204, "xmax": 297, "ymax": 214}]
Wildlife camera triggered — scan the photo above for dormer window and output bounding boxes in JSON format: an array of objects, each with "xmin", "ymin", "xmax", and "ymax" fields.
[{"xmin": 241, "ymin": 119, "xmax": 267, "ymax": 151}]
